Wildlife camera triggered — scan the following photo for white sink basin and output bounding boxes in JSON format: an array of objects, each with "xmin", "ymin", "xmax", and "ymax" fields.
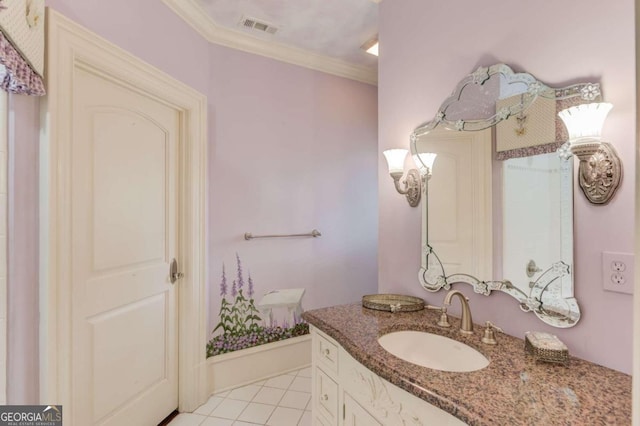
[{"xmin": 378, "ymin": 330, "xmax": 489, "ymax": 372}]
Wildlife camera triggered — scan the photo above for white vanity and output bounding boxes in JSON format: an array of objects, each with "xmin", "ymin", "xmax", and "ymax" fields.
[
  {"xmin": 311, "ymin": 326, "xmax": 465, "ymax": 425},
  {"xmin": 303, "ymin": 304, "xmax": 632, "ymax": 425}
]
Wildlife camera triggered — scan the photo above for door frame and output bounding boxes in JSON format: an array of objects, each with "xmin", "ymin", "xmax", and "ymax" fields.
[{"xmin": 39, "ymin": 9, "xmax": 208, "ymax": 416}]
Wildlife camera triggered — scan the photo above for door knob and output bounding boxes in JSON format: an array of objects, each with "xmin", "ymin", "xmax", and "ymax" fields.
[{"xmin": 170, "ymin": 258, "xmax": 184, "ymax": 284}]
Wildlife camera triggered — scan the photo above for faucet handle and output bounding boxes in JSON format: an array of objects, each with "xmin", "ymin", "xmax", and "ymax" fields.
[
  {"xmin": 426, "ymin": 305, "xmax": 451, "ymax": 328},
  {"xmin": 481, "ymin": 321, "xmax": 503, "ymax": 345}
]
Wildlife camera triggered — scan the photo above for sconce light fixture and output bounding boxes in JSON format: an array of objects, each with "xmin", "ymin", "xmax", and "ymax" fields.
[
  {"xmin": 558, "ymin": 102, "xmax": 622, "ymax": 205},
  {"xmin": 382, "ymin": 149, "xmax": 436, "ymax": 207}
]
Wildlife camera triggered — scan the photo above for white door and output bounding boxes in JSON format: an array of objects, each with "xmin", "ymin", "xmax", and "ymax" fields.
[
  {"xmin": 70, "ymin": 66, "xmax": 179, "ymax": 425},
  {"xmin": 422, "ymin": 128, "xmax": 492, "ymax": 279}
]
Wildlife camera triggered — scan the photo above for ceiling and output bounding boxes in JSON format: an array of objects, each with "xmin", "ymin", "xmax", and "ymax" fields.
[{"xmin": 162, "ymin": 0, "xmax": 379, "ymax": 85}]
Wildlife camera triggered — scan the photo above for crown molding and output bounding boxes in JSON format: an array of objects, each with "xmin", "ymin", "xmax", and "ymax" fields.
[{"xmin": 161, "ymin": 0, "xmax": 378, "ymax": 86}]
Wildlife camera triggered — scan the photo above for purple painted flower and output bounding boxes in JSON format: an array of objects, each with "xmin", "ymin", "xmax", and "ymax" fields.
[
  {"xmin": 236, "ymin": 253, "xmax": 244, "ymax": 290},
  {"xmin": 247, "ymin": 273, "xmax": 254, "ymax": 298},
  {"xmin": 231, "ymin": 280, "xmax": 237, "ymax": 298},
  {"xmin": 219, "ymin": 263, "xmax": 227, "ymax": 296}
]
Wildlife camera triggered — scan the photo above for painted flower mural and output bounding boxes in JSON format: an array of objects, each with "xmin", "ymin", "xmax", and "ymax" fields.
[{"xmin": 207, "ymin": 254, "xmax": 309, "ymax": 357}]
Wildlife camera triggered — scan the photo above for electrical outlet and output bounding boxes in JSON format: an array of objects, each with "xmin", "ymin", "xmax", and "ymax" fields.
[
  {"xmin": 602, "ymin": 252, "xmax": 634, "ymax": 294},
  {"xmin": 611, "ymin": 261, "xmax": 626, "ymax": 272},
  {"xmin": 611, "ymin": 272, "xmax": 625, "ymax": 285}
]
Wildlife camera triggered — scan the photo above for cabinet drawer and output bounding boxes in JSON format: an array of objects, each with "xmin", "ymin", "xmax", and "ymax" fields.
[
  {"xmin": 315, "ymin": 331, "xmax": 339, "ymax": 373},
  {"xmin": 315, "ymin": 367, "xmax": 339, "ymax": 425}
]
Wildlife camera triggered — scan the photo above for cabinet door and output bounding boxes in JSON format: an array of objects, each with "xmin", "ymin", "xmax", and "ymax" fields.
[
  {"xmin": 343, "ymin": 393, "xmax": 381, "ymax": 426},
  {"xmin": 315, "ymin": 367, "xmax": 339, "ymax": 425}
]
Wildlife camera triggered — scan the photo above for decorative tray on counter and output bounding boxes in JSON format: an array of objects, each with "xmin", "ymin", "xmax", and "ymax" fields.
[{"xmin": 362, "ymin": 294, "xmax": 425, "ymax": 313}]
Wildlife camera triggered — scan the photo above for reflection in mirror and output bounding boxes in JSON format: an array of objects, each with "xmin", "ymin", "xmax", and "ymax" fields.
[
  {"xmin": 411, "ymin": 64, "xmax": 598, "ymax": 327},
  {"xmin": 502, "ymin": 150, "xmax": 579, "ymax": 326}
]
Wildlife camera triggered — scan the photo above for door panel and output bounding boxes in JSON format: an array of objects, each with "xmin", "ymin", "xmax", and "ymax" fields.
[
  {"xmin": 72, "ymin": 66, "xmax": 179, "ymax": 426},
  {"xmin": 427, "ymin": 136, "xmax": 474, "ymax": 276},
  {"xmin": 90, "ymin": 294, "xmax": 167, "ymax": 421},
  {"xmin": 421, "ymin": 127, "xmax": 493, "ymax": 280},
  {"xmin": 92, "ymin": 110, "xmax": 168, "ymax": 271}
]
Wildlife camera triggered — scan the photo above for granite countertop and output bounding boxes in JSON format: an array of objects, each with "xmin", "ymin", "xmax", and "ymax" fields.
[{"xmin": 302, "ymin": 303, "xmax": 632, "ymax": 426}]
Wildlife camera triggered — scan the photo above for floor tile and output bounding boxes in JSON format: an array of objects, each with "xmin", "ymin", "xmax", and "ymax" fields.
[
  {"xmin": 288, "ymin": 376, "xmax": 311, "ymax": 393},
  {"xmin": 200, "ymin": 417, "xmax": 233, "ymax": 426},
  {"xmin": 296, "ymin": 367, "xmax": 312, "ymax": 378},
  {"xmin": 298, "ymin": 410, "xmax": 312, "ymax": 426},
  {"xmin": 169, "ymin": 413, "xmax": 206, "ymax": 426},
  {"xmin": 190, "ymin": 367, "xmax": 316, "ymax": 426},
  {"xmin": 252, "ymin": 387, "xmax": 285, "ymax": 406},
  {"xmin": 278, "ymin": 390, "xmax": 310, "ymax": 410},
  {"xmin": 266, "ymin": 407, "xmax": 303, "ymax": 426},
  {"xmin": 210, "ymin": 399, "xmax": 248, "ymax": 420},
  {"xmin": 227, "ymin": 384, "xmax": 261, "ymax": 402},
  {"xmin": 263, "ymin": 374, "xmax": 295, "ymax": 390},
  {"xmin": 237, "ymin": 402, "xmax": 275, "ymax": 424},
  {"xmin": 194, "ymin": 396, "xmax": 225, "ymax": 416}
]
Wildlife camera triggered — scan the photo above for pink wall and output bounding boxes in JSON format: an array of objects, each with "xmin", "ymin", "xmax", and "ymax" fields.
[
  {"xmin": 6, "ymin": 0, "xmax": 378, "ymax": 400},
  {"xmin": 378, "ymin": 0, "xmax": 635, "ymax": 373}
]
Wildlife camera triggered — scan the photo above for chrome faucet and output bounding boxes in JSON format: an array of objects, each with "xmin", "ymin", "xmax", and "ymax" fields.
[{"xmin": 443, "ymin": 290, "xmax": 474, "ymax": 335}]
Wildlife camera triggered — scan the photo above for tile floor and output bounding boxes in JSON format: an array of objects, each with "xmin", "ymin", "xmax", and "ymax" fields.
[{"xmin": 169, "ymin": 367, "xmax": 312, "ymax": 426}]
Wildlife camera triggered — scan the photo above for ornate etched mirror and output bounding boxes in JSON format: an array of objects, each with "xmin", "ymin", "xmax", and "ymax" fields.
[{"xmin": 410, "ymin": 64, "xmax": 601, "ymax": 327}]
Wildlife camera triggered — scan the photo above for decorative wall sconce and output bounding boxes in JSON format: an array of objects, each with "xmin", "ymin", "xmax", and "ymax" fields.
[
  {"xmin": 382, "ymin": 149, "xmax": 436, "ymax": 207},
  {"xmin": 558, "ymin": 102, "xmax": 622, "ymax": 205}
]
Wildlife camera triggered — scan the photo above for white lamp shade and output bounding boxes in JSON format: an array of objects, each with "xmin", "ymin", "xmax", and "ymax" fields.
[
  {"xmin": 558, "ymin": 102, "xmax": 613, "ymax": 142},
  {"xmin": 417, "ymin": 152, "xmax": 437, "ymax": 171},
  {"xmin": 383, "ymin": 149, "xmax": 408, "ymax": 174}
]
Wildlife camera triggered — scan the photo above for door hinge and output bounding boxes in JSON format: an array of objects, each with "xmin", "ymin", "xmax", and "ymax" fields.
[
  {"xmin": 343, "ymin": 403, "xmax": 345, "ymax": 420},
  {"xmin": 170, "ymin": 258, "xmax": 184, "ymax": 284}
]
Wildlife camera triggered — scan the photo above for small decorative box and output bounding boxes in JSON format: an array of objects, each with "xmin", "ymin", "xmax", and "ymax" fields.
[{"xmin": 524, "ymin": 331, "xmax": 569, "ymax": 365}]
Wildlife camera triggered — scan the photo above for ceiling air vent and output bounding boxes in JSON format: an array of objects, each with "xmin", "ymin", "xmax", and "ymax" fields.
[{"xmin": 239, "ymin": 16, "xmax": 278, "ymax": 35}]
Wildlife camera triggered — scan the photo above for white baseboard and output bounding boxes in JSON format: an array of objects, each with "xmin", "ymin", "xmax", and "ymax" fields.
[{"xmin": 207, "ymin": 334, "xmax": 311, "ymax": 395}]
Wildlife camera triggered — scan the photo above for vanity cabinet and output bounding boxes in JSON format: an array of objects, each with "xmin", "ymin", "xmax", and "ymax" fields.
[
  {"xmin": 311, "ymin": 326, "xmax": 466, "ymax": 426},
  {"xmin": 343, "ymin": 393, "xmax": 380, "ymax": 426}
]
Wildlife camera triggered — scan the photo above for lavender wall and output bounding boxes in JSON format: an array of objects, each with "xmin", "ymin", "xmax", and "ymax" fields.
[
  {"xmin": 6, "ymin": 94, "xmax": 40, "ymax": 404},
  {"xmin": 378, "ymin": 0, "xmax": 635, "ymax": 373},
  {"xmin": 207, "ymin": 46, "xmax": 378, "ymax": 332},
  {"xmin": 6, "ymin": 0, "xmax": 377, "ymax": 400}
]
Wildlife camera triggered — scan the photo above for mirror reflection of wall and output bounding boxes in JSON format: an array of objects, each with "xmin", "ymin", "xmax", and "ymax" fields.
[{"xmin": 502, "ymin": 153, "xmax": 562, "ymax": 287}]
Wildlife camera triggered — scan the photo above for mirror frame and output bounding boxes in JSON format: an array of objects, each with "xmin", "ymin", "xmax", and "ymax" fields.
[{"xmin": 410, "ymin": 64, "xmax": 600, "ymax": 327}]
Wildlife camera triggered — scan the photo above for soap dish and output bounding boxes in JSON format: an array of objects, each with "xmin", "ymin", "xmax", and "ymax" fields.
[
  {"xmin": 524, "ymin": 331, "xmax": 569, "ymax": 365},
  {"xmin": 362, "ymin": 294, "xmax": 424, "ymax": 313}
]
